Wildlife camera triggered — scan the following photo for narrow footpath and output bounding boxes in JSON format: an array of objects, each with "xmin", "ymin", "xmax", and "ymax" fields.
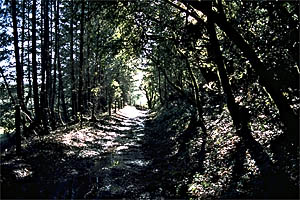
[{"xmin": 1, "ymin": 106, "xmax": 160, "ymax": 199}]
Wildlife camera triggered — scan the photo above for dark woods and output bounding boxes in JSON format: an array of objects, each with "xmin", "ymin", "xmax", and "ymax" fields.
[{"xmin": 0, "ymin": 0, "xmax": 299, "ymax": 199}]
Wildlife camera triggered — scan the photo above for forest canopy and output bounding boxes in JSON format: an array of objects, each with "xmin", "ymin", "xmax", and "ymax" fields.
[{"xmin": 0, "ymin": 0, "xmax": 299, "ymax": 199}]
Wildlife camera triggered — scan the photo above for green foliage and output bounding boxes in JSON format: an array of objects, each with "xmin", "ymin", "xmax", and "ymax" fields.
[
  {"xmin": 0, "ymin": 109, "xmax": 15, "ymax": 134},
  {"xmin": 0, "ymin": 0, "xmax": 298, "ymax": 198}
]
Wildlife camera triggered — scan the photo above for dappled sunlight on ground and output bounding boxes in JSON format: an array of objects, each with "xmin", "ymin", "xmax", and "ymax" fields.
[
  {"xmin": 1, "ymin": 106, "xmax": 152, "ymax": 199},
  {"xmin": 53, "ymin": 107, "xmax": 148, "ymax": 158},
  {"xmin": 13, "ymin": 167, "xmax": 33, "ymax": 178}
]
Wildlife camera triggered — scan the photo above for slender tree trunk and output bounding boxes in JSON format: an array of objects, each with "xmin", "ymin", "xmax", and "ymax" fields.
[
  {"xmin": 48, "ymin": 0, "xmax": 53, "ymax": 109},
  {"xmin": 56, "ymin": 23, "xmax": 68, "ymax": 124},
  {"xmin": 78, "ymin": 0, "xmax": 85, "ymax": 115},
  {"xmin": 51, "ymin": 0, "xmax": 59, "ymax": 129},
  {"xmin": 206, "ymin": 14, "xmax": 287, "ymax": 197},
  {"xmin": 86, "ymin": 1, "xmax": 91, "ymax": 107},
  {"xmin": 188, "ymin": 1, "xmax": 299, "ymax": 145},
  {"xmin": 21, "ymin": 0, "xmax": 25, "ymax": 97},
  {"xmin": 45, "ymin": 0, "xmax": 51, "ymax": 122},
  {"xmin": 158, "ymin": 69, "xmax": 164, "ymax": 105},
  {"xmin": 86, "ymin": 38, "xmax": 91, "ymax": 105},
  {"xmin": 20, "ymin": 0, "xmax": 27, "ymax": 135},
  {"xmin": 70, "ymin": 0, "xmax": 77, "ymax": 118},
  {"xmin": 164, "ymin": 71, "xmax": 167, "ymax": 106},
  {"xmin": 183, "ymin": 55, "xmax": 203, "ymax": 120},
  {"xmin": 57, "ymin": 50, "xmax": 68, "ymax": 122},
  {"xmin": 26, "ymin": 0, "xmax": 32, "ymax": 105},
  {"xmin": 40, "ymin": 0, "xmax": 50, "ymax": 134},
  {"xmin": 16, "ymin": 0, "xmax": 31, "ymax": 120},
  {"xmin": 32, "ymin": 0, "xmax": 40, "ymax": 122},
  {"xmin": 55, "ymin": 0, "xmax": 67, "ymax": 123},
  {"xmin": 109, "ymin": 100, "xmax": 112, "ymax": 116},
  {"xmin": 11, "ymin": 0, "xmax": 22, "ymax": 154}
]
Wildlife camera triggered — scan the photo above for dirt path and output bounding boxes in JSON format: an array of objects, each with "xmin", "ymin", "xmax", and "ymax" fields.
[{"xmin": 1, "ymin": 106, "xmax": 155, "ymax": 199}]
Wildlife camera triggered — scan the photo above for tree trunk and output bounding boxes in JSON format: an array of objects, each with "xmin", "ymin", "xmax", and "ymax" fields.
[
  {"xmin": 86, "ymin": 1, "xmax": 91, "ymax": 107},
  {"xmin": 45, "ymin": 0, "xmax": 52, "ymax": 124},
  {"xmin": 11, "ymin": 0, "xmax": 22, "ymax": 154},
  {"xmin": 70, "ymin": 0, "xmax": 77, "ymax": 118},
  {"xmin": 158, "ymin": 69, "xmax": 164, "ymax": 105},
  {"xmin": 32, "ymin": 0, "xmax": 40, "ymax": 122},
  {"xmin": 78, "ymin": 0, "xmax": 85, "ymax": 115},
  {"xmin": 48, "ymin": 0, "xmax": 53, "ymax": 111},
  {"xmin": 57, "ymin": 47, "xmax": 68, "ymax": 123},
  {"xmin": 50, "ymin": 0, "xmax": 59, "ymax": 129},
  {"xmin": 40, "ymin": 0, "xmax": 50, "ymax": 134},
  {"xmin": 26, "ymin": 0, "xmax": 32, "ymax": 105},
  {"xmin": 20, "ymin": 0, "xmax": 25, "ymax": 98},
  {"xmin": 188, "ymin": 1, "xmax": 299, "ymax": 145},
  {"xmin": 205, "ymin": 13, "xmax": 297, "ymax": 198},
  {"xmin": 109, "ymin": 100, "xmax": 112, "ymax": 116}
]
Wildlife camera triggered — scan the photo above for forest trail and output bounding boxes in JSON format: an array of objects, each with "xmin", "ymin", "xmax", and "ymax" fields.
[{"xmin": 1, "ymin": 106, "xmax": 157, "ymax": 199}]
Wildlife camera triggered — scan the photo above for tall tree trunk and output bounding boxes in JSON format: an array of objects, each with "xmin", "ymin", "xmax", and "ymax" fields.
[
  {"xmin": 78, "ymin": 0, "xmax": 85, "ymax": 115},
  {"xmin": 20, "ymin": 0, "xmax": 25, "ymax": 97},
  {"xmin": 32, "ymin": 0, "xmax": 40, "ymax": 122},
  {"xmin": 86, "ymin": 36, "xmax": 91, "ymax": 106},
  {"xmin": 26, "ymin": 0, "xmax": 32, "ymax": 105},
  {"xmin": 86, "ymin": 1, "xmax": 91, "ymax": 107},
  {"xmin": 48, "ymin": 0, "xmax": 53, "ymax": 115},
  {"xmin": 51, "ymin": 0, "xmax": 59, "ymax": 129},
  {"xmin": 70, "ymin": 0, "xmax": 77, "ymax": 118},
  {"xmin": 45, "ymin": 0, "xmax": 51, "ymax": 123},
  {"xmin": 40, "ymin": 0, "xmax": 50, "ymax": 134},
  {"xmin": 20, "ymin": 0, "xmax": 30, "ymax": 132},
  {"xmin": 57, "ymin": 49, "xmax": 68, "ymax": 123},
  {"xmin": 56, "ymin": 11, "xmax": 68, "ymax": 123},
  {"xmin": 187, "ymin": 1, "xmax": 299, "ymax": 145},
  {"xmin": 11, "ymin": 0, "xmax": 22, "ymax": 154},
  {"xmin": 206, "ymin": 14, "xmax": 297, "ymax": 198}
]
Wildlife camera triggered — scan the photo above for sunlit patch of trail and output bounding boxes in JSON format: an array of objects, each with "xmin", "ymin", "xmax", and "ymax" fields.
[
  {"xmin": 1, "ymin": 106, "xmax": 152, "ymax": 199},
  {"xmin": 119, "ymin": 105, "xmax": 147, "ymax": 119},
  {"xmin": 90, "ymin": 106, "xmax": 151, "ymax": 198}
]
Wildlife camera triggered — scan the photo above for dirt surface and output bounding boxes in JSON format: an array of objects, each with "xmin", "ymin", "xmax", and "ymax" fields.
[{"xmin": 1, "ymin": 106, "xmax": 164, "ymax": 199}]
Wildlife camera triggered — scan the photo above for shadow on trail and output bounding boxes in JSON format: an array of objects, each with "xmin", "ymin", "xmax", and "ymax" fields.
[{"xmin": 0, "ymin": 106, "xmax": 164, "ymax": 199}]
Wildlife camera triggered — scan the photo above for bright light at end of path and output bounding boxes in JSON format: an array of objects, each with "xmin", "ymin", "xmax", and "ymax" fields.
[
  {"xmin": 120, "ymin": 106, "xmax": 143, "ymax": 118},
  {"xmin": 133, "ymin": 70, "xmax": 148, "ymax": 106}
]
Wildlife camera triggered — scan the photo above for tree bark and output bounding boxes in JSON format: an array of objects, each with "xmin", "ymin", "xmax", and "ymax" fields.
[
  {"xmin": 26, "ymin": 0, "xmax": 32, "ymax": 105},
  {"xmin": 32, "ymin": 0, "xmax": 40, "ymax": 122},
  {"xmin": 206, "ymin": 12, "xmax": 298, "ymax": 198},
  {"xmin": 20, "ymin": 0, "xmax": 25, "ymax": 98},
  {"xmin": 187, "ymin": 0, "xmax": 299, "ymax": 146},
  {"xmin": 40, "ymin": 0, "xmax": 50, "ymax": 134},
  {"xmin": 11, "ymin": 0, "xmax": 22, "ymax": 154},
  {"xmin": 50, "ymin": 0, "xmax": 60, "ymax": 129},
  {"xmin": 78, "ymin": 0, "xmax": 85, "ymax": 115},
  {"xmin": 158, "ymin": 69, "xmax": 164, "ymax": 105},
  {"xmin": 70, "ymin": 0, "xmax": 77, "ymax": 118},
  {"xmin": 57, "ymin": 47, "xmax": 68, "ymax": 123}
]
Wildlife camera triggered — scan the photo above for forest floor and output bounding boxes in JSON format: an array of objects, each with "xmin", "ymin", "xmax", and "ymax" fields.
[{"xmin": 1, "ymin": 106, "xmax": 169, "ymax": 199}]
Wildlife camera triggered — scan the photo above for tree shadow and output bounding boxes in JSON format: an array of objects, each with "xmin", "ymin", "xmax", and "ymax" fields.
[
  {"xmin": 139, "ymin": 107, "xmax": 204, "ymax": 198},
  {"xmin": 1, "ymin": 109, "xmax": 155, "ymax": 199},
  {"xmin": 220, "ymin": 141, "xmax": 247, "ymax": 198}
]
